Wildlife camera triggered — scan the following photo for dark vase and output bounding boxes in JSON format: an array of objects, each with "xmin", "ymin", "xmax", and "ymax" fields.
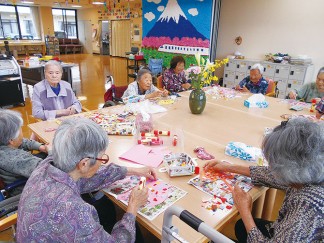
[{"xmin": 189, "ymin": 89, "xmax": 206, "ymax": 114}]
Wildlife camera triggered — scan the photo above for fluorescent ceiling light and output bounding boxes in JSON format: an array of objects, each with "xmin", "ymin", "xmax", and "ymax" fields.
[
  {"xmin": 71, "ymin": 5, "xmax": 82, "ymax": 8},
  {"xmin": 92, "ymin": 2, "xmax": 104, "ymax": 4},
  {"xmin": 22, "ymin": 1, "xmax": 34, "ymax": 3}
]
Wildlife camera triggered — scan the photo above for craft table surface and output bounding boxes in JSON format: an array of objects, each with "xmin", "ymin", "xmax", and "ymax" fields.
[{"xmin": 28, "ymin": 92, "xmax": 313, "ymax": 242}]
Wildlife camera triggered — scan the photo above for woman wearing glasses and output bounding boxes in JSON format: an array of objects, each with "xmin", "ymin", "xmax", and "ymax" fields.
[
  {"xmin": 17, "ymin": 117, "xmax": 156, "ymax": 242},
  {"xmin": 204, "ymin": 118, "xmax": 323, "ymax": 242},
  {"xmin": 288, "ymin": 67, "xmax": 324, "ymax": 103}
]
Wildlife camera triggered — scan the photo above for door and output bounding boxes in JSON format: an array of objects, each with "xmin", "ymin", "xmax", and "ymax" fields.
[
  {"xmin": 77, "ymin": 20, "xmax": 92, "ymax": 54},
  {"xmin": 110, "ymin": 20, "xmax": 131, "ymax": 57}
]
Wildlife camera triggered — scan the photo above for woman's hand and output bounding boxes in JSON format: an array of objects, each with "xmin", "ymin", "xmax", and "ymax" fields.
[
  {"xmin": 232, "ymin": 182, "xmax": 252, "ymax": 212},
  {"xmin": 182, "ymin": 83, "xmax": 191, "ymax": 90},
  {"xmin": 66, "ymin": 105, "xmax": 77, "ymax": 115},
  {"xmin": 241, "ymin": 86, "xmax": 250, "ymax": 93},
  {"xmin": 288, "ymin": 90, "xmax": 297, "ymax": 99},
  {"xmin": 39, "ymin": 144, "xmax": 50, "ymax": 153},
  {"xmin": 146, "ymin": 91, "xmax": 162, "ymax": 99},
  {"xmin": 127, "ymin": 167, "xmax": 157, "ymax": 181},
  {"xmin": 127, "ymin": 186, "xmax": 149, "ymax": 216},
  {"xmin": 203, "ymin": 159, "xmax": 231, "ymax": 173},
  {"xmin": 232, "ymin": 182, "xmax": 256, "ymax": 232},
  {"xmin": 161, "ymin": 88, "xmax": 169, "ymax": 97}
]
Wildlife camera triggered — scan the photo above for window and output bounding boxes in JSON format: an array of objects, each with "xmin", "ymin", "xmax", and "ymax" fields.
[
  {"xmin": 52, "ymin": 9, "xmax": 77, "ymax": 39},
  {"xmin": 0, "ymin": 5, "xmax": 41, "ymax": 40}
]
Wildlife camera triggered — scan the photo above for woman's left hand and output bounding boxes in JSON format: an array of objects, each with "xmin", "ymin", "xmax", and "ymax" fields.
[
  {"xmin": 232, "ymin": 182, "xmax": 252, "ymax": 213},
  {"xmin": 127, "ymin": 167, "xmax": 157, "ymax": 181}
]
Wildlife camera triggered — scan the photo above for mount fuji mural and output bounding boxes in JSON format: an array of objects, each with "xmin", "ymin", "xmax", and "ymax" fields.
[{"xmin": 142, "ymin": 0, "xmax": 213, "ymax": 66}]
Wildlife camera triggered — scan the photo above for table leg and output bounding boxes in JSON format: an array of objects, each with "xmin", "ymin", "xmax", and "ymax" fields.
[
  {"xmin": 262, "ymin": 188, "xmax": 277, "ymax": 221},
  {"xmin": 252, "ymin": 192, "xmax": 265, "ymax": 218}
]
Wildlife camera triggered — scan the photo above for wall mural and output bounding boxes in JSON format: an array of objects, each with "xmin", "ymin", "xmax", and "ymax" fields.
[{"xmin": 142, "ymin": 0, "xmax": 213, "ymax": 67}]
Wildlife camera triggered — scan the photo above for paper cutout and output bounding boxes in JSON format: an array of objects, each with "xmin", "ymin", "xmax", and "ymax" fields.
[
  {"xmin": 119, "ymin": 144, "xmax": 168, "ymax": 168},
  {"xmin": 203, "ymin": 86, "xmax": 241, "ymax": 100},
  {"xmin": 188, "ymin": 171, "xmax": 252, "ymax": 213},
  {"xmin": 105, "ymin": 177, "xmax": 187, "ymax": 221},
  {"xmin": 84, "ymin": 111, "xmax": 136, "ymax": 135}
]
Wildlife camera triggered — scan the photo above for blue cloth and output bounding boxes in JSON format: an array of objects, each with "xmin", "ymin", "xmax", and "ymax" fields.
[
  {"xmin": 50, "ymin": 83, "xmax": 61, "ymax": 96},
  {"xmin": 238, "ymin": 76, "xmax": 269, "ymax": 95}
]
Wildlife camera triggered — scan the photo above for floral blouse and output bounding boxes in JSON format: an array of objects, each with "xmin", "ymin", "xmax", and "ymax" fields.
[
  {"xmin": 238, "ymin": 76, "xmax": 268, "ymax": 95},
  {"xmin": 248, "ymin": 166, "xmax": 323, "ymax": 242},
  {"xmin": 162, "ymin": 68, "xmax": 188, "ymax": 92},
  {"xmin": 16, "ymin": 156, "xmax": 137, "ymax": 243}
]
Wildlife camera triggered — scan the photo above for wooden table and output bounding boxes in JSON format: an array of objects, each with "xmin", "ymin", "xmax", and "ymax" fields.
[{"xmin": 28, "ymin": 92, "xmax": 313, "ymax": 242}]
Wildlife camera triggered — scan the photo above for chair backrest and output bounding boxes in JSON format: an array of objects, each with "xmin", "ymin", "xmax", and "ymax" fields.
[
  {"xmin": 130, "ymin": 46, "xmax": 139, "ymax": 54},
  {"xmin": 265, "ymin": 79, "xmax": 277, "ymax": 97},
  {"xmin": 156, "ymin": 75, "xmax": 163, "ymax": 89},
  {"xmin": 148, "ymin": 59, "xmax": 163, "ymax": 76}
]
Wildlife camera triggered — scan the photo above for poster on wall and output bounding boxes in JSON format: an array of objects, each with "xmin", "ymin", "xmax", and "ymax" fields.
[{"xmin": 142, "ymin": 0, "xmax": 213, "ymax": 66}]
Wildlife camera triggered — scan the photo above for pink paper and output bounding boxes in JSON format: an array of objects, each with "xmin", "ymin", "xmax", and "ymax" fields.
[{"xmin": 119, "ymin": 144, "xmax": 168, "ymax": 168}]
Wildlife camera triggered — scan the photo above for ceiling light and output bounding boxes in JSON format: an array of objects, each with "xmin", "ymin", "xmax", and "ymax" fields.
[
  {"xmin": 71, "ymin": 5, "xmax": 82, "ymax": 8},
  {"xmin": 92, "ymin": 1, "xmax": 104, "ymax": 4},
  {"xmin": 22, "ymin": 1, "xmax": 34, "ymax": 3}
]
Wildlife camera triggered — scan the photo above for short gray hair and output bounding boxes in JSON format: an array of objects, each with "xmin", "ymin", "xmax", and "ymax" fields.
[
  {"xmin": 251, "ymin": 63, "xmax": 264, "ymax": 75},
  {"xmin": 262, "ymin": 118, "xmax": 323, "ymax": 185},
  {"xmin": 136, "ymin": 69, "xmax": 152, "ymax": 82},
  {"xmin": 317, "ymin": 66, "xmax": 324, "ymax": 77},
  {"xmin": 0, "ymin": 109, "xmax": 23, "ymax": 145},
  {"xmin": 52, "ymin": 117, "xmax": 109, "ymax": 173},
  {"xmin": 44, "ymin": 60, "xmax": 63, "ymax": 73}
]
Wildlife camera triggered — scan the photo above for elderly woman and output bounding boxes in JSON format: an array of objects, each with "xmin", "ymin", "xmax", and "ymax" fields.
[
  {"xmin": 0, "ymin": 109, "xmax": 48, "ymax": 195},
  {"xmin": 316, "ymin": 97, "xmax": 324, "ymax": 119},
  {"xmin": 122, "ymin": 68, "xmax": 168, "ymax": 100},
  {"xmin": 204, "ymin": 118, "xmax": 323, "ymax": 242},
  {"xmin": 235, "ymin": 63, "xmax": 268, "ymax": 94},
  {"xmin": 32, "ymin": 60, "xmax": 82, "ymax": 120},
  {"xmin": 288, "ymin": 67, "xmax": 324, "ymax": 103},
  {"xmin": 163, "ymin": 55, "xmax": 191, "ymax": 92},
  {"xmin": 17, "ymin": 117, "xmax": 156, "ymax": 242}
]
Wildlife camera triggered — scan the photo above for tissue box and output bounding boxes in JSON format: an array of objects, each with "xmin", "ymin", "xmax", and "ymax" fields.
[
  {"xmin": 244, "ymin": 94, "xmax": 269, "ymax": 108},
  {"xmin": 163, "ymin": 153, "xmax": 195, "ymax": 177},
  {"xmin": 122, "ymin": 95, "xmax": 141, "ymax": 103},
  {"xmin": 225, "ymin": 142, "xmax": 262, "ymax": 161},
  {"xmin": 244, "ymin": 100, "xmax": 269, "ymax": 108}
]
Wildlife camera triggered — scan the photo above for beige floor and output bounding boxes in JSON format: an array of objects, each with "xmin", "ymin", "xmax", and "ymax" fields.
[{"xmin": 1, "ymin": 54, "xmax": 285, "ymax": 242}]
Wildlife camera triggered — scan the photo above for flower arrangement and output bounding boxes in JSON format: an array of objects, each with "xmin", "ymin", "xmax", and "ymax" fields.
[{"xmin": 186, "ymin": 54, "xmax": 229, "ymax": 90}]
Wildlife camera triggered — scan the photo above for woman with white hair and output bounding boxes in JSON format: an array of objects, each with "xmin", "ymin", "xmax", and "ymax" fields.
[
  {"xmin": 288, "ymin": 67, "xmax": 324, "ymax": 103},
  {"xmin": 235, "ymin": 63, "xmax": 269, "ymax": 94},
  {"xmin": 0, "ymin": 109, "xmax": 48, "ymax": 195},
  {"xmin": 122, "ymin": 68, "xmax": 168, "ymax": 100},
  {"xmin": 32, "ymin": 60, "xmax": 82, "ymax": 120},
  {"xmin": 204, "ymin": 118, "xmax": 323, "ymax": 242},
  {"xmin": 17, "ymin": 117, "xmax": 155, "ymax": 242}
]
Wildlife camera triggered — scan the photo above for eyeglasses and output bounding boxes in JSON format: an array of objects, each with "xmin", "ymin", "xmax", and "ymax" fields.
[
  {"xmin": 316, "ymin": 78, "xmax": 324, "ymax": 83},
  {"xmin": 87, "ymin": 154, "xmax": 109, "ymax": 164}
]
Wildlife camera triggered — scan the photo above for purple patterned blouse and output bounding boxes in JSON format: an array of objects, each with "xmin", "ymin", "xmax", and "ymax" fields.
[
  {"xmin": 248, "ymin": 166, "xmax": 323, "ymax": 242},
  {"xmin": 162, "ymin": 68, "xmax": 188, "ymax": 92},
  {"xmin": 16, "ymin": 156, "xmax": 137, "ymax": 243}
]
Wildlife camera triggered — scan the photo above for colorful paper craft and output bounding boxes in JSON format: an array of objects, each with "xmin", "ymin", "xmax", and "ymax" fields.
[
  {"xmin": 188, "ymin": 171, "xmax": 252, "ymax": 213},
  {"xmin": 203, "ymin": 86, "xmax": 241, "ymax": 100},
  {"xmin": 119, "ymin": 144, "xmax": 169, "ymax": 167},
  {"xmin": 105, "ymin": 177, "xmax": 187, "ymax": 221},
  {"xmin": 84, "ymin": 111, "xmax": 136, "ymax": 135}
]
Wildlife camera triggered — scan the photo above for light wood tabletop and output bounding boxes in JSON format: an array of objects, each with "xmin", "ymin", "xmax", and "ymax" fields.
[{"xmin": 28, "ymin": 92, "xmax": 313, "ymax": 242}]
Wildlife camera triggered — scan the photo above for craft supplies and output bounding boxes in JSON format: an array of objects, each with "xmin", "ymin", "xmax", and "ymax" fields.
[
  {"xmin": 194, "ymin": 147, "xmax": 215, "ymax": 160},
  {"xmin": 310, "ymin": 99, "xmax": 316, "ymax": 112},
  {"xmin": 163, "ymin": 153, "xmax": 196, "ymax": 177},
  {"xmin": 139, "ymin": 177, "xmax": 146, "ymax": 190},
  {"xmin": 85, "ymin": 111, "xmax": 136, "ymax": 135},
  {"xmin": 172, "ymin": 135, "xmax": 178, "ymax": 146},
  {"xmin": 105, "ymin": 177, "xmax": 187, "ymax": 221},
  {"xmin": 135, "ymin": 111, "xmax": 153, "ymax": 133},
  {"xmin": 154, "ymin": 130, "xmax": 171, "ymax": 136},
  {"xmin": 188, "ymin": 171, "xmax": 252, "ymax": 213},
  {"xmin": 138, "ymin": 137, "xmax": 163, "ymax": 146}
]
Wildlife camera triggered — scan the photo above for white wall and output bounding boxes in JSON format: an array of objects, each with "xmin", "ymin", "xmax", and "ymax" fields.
[{"xmin": 216, "ymin": 0, "xmax": 324, "ymax": 79}]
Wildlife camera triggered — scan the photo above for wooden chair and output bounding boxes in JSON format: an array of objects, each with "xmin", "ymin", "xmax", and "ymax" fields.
[
  {"xmin": 156, "ymin": 75, "xmax": 163, "ymax": 90},
  {"xmin": 265, "ymin": 79, "xmax": 278, "ymax": 97}
]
